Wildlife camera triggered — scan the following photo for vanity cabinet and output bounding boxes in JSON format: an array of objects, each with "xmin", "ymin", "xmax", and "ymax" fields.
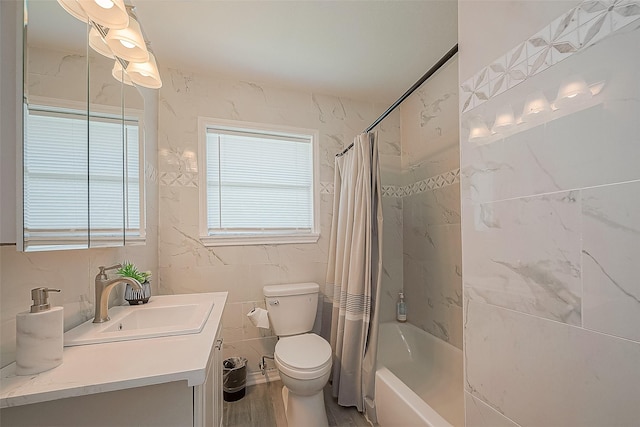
[
  {"xmin": 195, "ymin": 322, "xmax": 224, "ymax": 427},
  {"xmin": 1, "ymin": 323, "xmax": 224, "ymax": 427}
]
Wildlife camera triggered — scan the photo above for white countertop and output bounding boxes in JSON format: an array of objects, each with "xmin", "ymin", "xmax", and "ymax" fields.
[{"xmin": 0, "ymin": 292, "xmax": 227, "ymax": 409}]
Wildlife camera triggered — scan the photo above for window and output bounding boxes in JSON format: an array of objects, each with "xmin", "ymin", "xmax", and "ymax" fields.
[
  {"xmin": 198, "ymin": 118, "xmax": 319, "ymax": 246},
  {"xmin": 23, "ymin": 102, "xmax": 144, "ymax": 250}
]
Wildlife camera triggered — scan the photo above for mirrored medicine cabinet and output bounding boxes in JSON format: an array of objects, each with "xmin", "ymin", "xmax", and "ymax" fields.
[{"xmin": 20, "ymin": 0, "xmax": 146, "ymax": 252}]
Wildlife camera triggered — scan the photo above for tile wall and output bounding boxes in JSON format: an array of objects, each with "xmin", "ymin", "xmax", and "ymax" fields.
[
  {"xmin": 378, "ymin": 57, "xmax": 462, "ymax": 349},
  {"xmin": 402, "ymin": 57, "xmax": 461, "ymax": 349},
  {"xmin": 377, "ymin": 110, "xmax": 404, "ymax": 325},
  {"xmin": 156, "ymin": 67, "xmax": 397, "ymax": 375},
  {"xmin": 0, "ymin": 38, "xmax": 159, "ymax": 367},
  {"xmin": 460, "ymin": 0, "xmax": 640, "ymax": 424}
]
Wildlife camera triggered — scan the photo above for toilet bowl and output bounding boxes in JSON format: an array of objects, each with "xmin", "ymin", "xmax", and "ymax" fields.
[
  {"xmin": 275, "ymin": 333, "xmax": 332, "ymax": 426},
  {"xmin": 264, "ymin": 283, "xmax": 332, "ymax": 427}
]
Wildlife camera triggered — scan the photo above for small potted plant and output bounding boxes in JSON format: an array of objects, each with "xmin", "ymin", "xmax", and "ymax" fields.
[{"xmin": 117, "ymin": 262, "xmax": 152, "ymax": 305}]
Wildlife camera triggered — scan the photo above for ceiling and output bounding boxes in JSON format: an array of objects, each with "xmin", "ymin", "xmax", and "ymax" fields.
[
  {"xmin": 27, "ymin": 0, "xmax": 458, "ymax": 105},
  {"xmin": 133, "ymin": 0, "xmax": 458, "ymax": 105}
]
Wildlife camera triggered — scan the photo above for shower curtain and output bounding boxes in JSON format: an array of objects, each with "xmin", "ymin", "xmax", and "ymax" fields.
[{"xmin": 325, "ymin": 132, "xmax": 383, "ymax": 416}]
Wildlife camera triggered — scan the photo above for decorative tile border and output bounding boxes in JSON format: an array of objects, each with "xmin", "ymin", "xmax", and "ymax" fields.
[
  {"xmin": 321, "ymin": 168, "xmax": 460, "ymax": 198},
  {"xmin": 320, "ymin": 182, "xmax": 334, "ymax": 194},
  {"xmin": 396, "ymin": 168, "xmax": 460, "ymax": 198},
  {"xmin": 461, "ymin": 0, "xmax": 640, "ymax": 113},
  {"xmin": 161, "ymin": 169, "xmax": 460, "ymax": 197},
  {"xmin": 160, "ymin": 172, "xmax": 198, "ymax": 187},
  {"xmin": 145, "ymin": 161, "xmax": 158, "ymax": 184}
]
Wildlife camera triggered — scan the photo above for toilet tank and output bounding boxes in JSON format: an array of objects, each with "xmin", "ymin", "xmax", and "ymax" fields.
[{"xmin": 263, "ymin": 283, "xmax": 319, "ymax": 337}]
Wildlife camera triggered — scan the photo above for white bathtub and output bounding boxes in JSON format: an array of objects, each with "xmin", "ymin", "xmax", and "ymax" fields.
[{"xmin": 375, "ymin": 322, "xmax": 463, "ymax": 427}]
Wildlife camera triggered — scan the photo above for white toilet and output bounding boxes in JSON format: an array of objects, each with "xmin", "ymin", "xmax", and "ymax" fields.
[{"xmin": 264, "ymin": 283, "xmax": 332, "ymax": 427}]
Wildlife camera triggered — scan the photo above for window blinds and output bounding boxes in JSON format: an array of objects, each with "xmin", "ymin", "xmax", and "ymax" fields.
[
  {"xmin": 24, "ymin": 106, "xmax": 141, "ymax": 247},
  {"xmin": 205, "ymin": 129, "xmax": 313, "ymax": 234}
]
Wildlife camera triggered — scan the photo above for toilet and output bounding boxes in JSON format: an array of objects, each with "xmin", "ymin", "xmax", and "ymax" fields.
[{"xmin": 264, "ymin": 283, "xmax": 332, "ymax": 427}]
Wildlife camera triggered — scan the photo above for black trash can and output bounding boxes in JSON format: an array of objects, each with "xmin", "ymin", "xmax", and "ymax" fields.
[{"xmin": 223, "ymin": 357, "xmax": 248, "ymax": 402}]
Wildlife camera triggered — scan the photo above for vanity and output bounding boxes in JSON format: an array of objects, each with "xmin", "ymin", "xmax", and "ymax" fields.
[{"xmin": 0, "ymin": 292, "xmax": 227, "ymax": 427}]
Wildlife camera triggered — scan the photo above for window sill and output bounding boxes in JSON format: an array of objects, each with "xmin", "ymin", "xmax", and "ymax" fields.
[
  {"xmin": 200, "ymin": 233, "xmax": 320, "ymax": 247},
  {"xmin": 22, "ymin": 234, "xmax": 145, "ymax": 252}
]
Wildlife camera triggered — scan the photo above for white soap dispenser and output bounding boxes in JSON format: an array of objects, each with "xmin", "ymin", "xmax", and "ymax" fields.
[
  {"xmin": 397, "ymin": 292, "xmax": 407, "ymax": 323},
  {"xmin": 16, "ymin": 287, "xmax": 64, "ymax": 375}
]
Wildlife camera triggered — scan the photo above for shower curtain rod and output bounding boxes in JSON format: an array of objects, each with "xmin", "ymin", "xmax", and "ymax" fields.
[{"xmin": 336, "ymin": 43, "xmax": 459, "ymax": 157}]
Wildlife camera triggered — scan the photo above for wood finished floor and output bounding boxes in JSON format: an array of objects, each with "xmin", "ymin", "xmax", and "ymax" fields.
[{"xmin": 223, "ymin": 381, "xmax": 372, "ymax": 427}]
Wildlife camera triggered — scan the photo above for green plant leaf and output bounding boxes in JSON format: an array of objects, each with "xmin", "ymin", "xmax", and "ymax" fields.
[{"xmin": 116, "ymin": 261, "xmax": 148, "ymax": 282}]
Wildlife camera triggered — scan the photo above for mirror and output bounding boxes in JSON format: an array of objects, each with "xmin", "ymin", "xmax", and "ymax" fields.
[{"xmin": 22, "ymin": 0, "xmax": 145, "ymax": 251}]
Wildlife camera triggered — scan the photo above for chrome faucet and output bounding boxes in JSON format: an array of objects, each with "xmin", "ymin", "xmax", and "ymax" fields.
[{"xmin": 93, "ymin": 264, "xmax": 142, "ymax": 323}]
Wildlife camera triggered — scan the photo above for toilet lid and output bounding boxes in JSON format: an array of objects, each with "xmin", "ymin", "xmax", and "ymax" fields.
[{"xmin": 275, "ymin": 333, "xmax": 331, "ymax": 371}]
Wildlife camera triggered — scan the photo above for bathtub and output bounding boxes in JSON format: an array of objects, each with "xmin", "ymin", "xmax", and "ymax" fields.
[{"xmin": 375, "ymin": 322, "xmax": 463, "ymax": 427}]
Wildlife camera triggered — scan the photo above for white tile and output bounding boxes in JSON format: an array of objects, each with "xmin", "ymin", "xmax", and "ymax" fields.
[
  {"xmin": 404, "ymin": 217, "xmax": 462, "ymax": 349},
  {"xmin": 463, "ymin": 191, "xmax": 582, "ymax": 325},
  {"xmin": 549, "ymin": 29, "xmax": 580, "ymax": 65},
  {"xmin": 487, "ymin": 56, "xmax": 506, "ymax": 82},
  {"xmin": 465, "ymin": 300, "xmax": 640, "ymax": 426},
  {"xmin": 526, "ymin": 26, "xmax": 551, "ymax": 61},
  {"xmin": 460, "ymin": 91, "xmax": 474, "ymax": 114},
  {"xmin": 474, "ymin": 68, "xmax": 489, "ymax": 90},
  {"xmin": 582, "ymin": 180, "xmax": 640, "ymax": 342},
  {"xmin": 576, "ymin": 0, "xmax": 609, "ymax": 27},
  {"xmin": 550, "ymin": 6, "xmax": 580, "ymax": 41},
  {"xmin": 222, "ymin": 302, "xmax": 244, "ymax": 343},
  {"xmin": 489, "ymin": 75, "xmax": 508, "ymax": 98},
  {"xmin": 610, "ymin": 2, "xmax": 640, "ymax": 32},
  {"xmin": 474, "ymin": 84, "xmax": 489, "ymax": 109},
  {"xmin": 404, "ymin": 184, "xmax": 461, "ymax": 227},
  {"xmin": 465, "ymin": 392, "xmax": 520, "ymax": 427},
  {"xmin": 527, "ymin": 47, "xmax": 551, "ymax": 76},
  {"xmin": 463, "ymin": 94, "xmax": 640, "ymax": 204},
  {"xmin": 505, "ymin": 42, "xmax": 527, "ymax": 70},
  {"xmin": 578, "ymin": 11, "xmax": 613, "ymax": 48},
  {"xmin": 401, "ymin": 58, "xmax": 459, "ymax": 170},
  {"xmin": 506, "ymin": 60, "xmax": 528, "ymax": 90}
]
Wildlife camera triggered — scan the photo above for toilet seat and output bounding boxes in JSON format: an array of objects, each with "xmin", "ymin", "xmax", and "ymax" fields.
[{"xmin": 275, "ymin": 333, "xmax": 332, "ymax": 380}]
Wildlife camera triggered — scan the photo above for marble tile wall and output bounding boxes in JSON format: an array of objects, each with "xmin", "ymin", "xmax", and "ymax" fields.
[
  {"xmin": 0, "ymin": 43, "xmax": 159, "ymax": 367},
  {"xmin": 460, "ymin": 0, "xmax": 640, "ymax": 424},
  {"xmin": 398, "ymin": 57, "xmax": 462, "ymax": 349},
  {"xmin": 377, "ymin": 110, "xmax": 404, "ymax": 325},
  {"xmin": 156, "ymin": 67, "xmax": 387, "ymax": 374}
]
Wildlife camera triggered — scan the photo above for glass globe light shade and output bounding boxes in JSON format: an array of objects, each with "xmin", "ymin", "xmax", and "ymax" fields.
[
  {"xmin": 127, "ymin": 51, "xmax": 162, "ymax": 89},
  {"xmin": 77, "ymin": 0, "xmax": 129, "ymax": 29},
  {"xmin": 105, "ymin": 15, "xmax": 149, "ymax": 63}
]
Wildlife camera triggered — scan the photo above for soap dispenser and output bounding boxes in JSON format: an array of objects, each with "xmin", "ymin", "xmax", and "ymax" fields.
[
  {"xmin": 397, "ymin": 292, "xmax": 407, "ymax": 323},
  {"xmin": 16, "ymin": 288, "xmax": 63, "ymax": 375}
]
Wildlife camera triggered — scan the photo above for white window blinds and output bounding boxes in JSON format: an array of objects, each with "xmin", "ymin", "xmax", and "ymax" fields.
[
  {"xmin": 205, "ymin": 128, "xmax": 314, "ymax": 236},
  {"xmin": 24, "ymin": 106, "xmax": 141, "ymax": 248}
]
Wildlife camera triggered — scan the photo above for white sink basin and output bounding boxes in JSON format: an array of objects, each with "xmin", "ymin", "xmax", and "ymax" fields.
[{"xmin": 64, "ymin": 294, "xmax": 215, "ymax": 347}]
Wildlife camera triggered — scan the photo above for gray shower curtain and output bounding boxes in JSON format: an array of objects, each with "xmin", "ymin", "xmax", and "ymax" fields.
[{"xmin": 325, "ymin": 132, "xmax": 383, "ymax": 417}]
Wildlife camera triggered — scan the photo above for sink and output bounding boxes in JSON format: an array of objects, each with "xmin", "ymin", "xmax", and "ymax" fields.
[{"xmin": 64, "ymin": 294, "xmax": 215, "ymax": 347}]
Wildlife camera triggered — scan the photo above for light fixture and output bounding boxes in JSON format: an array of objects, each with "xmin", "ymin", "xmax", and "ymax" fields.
[
  {"xmin": 112, "ymin": 60, "xmax": 133, "ymax": 86},
  {"xmin": 57, "ymin": 0, "xmax": 161, "ymax": 90},
  {"xmin": 468, "ymin": 116, "xmax": 491, "ymax": 142},
  {"xmin": 89, "ymin": 27, "xmax": 115, "ymax": 59},
  {"xmin": 105, "ymin": 14, "xmax": 149, "ymax": 63},
  {"xmin": 127, "ymin": 51, "xmax": 162, "ymax": 88},
  {"xmin": 521, "ymin": 91, "xmax": 551, "ymax": 122},
  {"xmin": 554, "ymin": 75, "xmax": 592, "ymax": 109},
  {"xmin": 56, "ymin": 0, "xmax": 89, "ymax": 22},
  {"xmin": 491, "ymin": 104, "xmax": 516, "ymax": 134},
  {"xmin": 77, "ymin": 0, "xmax": 129, "ymax": 29}
]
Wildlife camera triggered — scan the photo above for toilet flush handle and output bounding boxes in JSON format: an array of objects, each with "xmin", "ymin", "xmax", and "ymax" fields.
[{"xmin": 269, "ymin": 300, "xmax": 279, "ymax": 305}]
